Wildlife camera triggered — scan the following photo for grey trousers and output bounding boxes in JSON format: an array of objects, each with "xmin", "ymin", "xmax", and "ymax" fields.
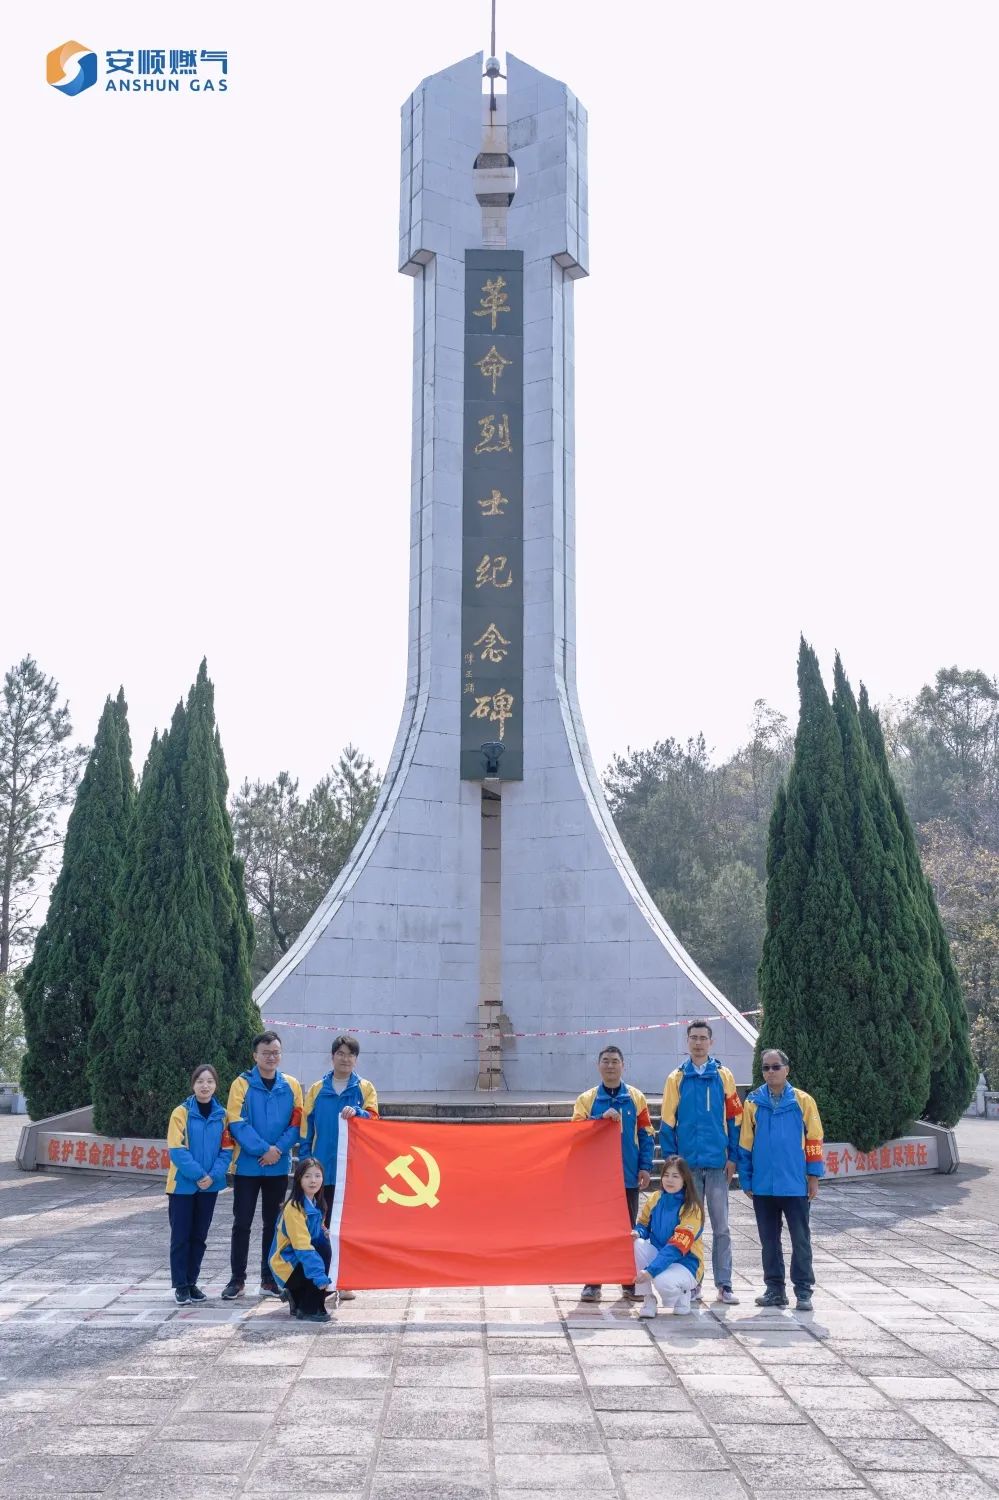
[{"xmin": 689, "ymin": 1166, "xmax": 733, "ymax": 1289}]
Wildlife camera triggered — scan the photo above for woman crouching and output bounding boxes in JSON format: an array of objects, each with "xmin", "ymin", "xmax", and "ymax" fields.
[
  {"xmin": 269, "ymin": 1157, "xmax": 334, "ymax": 1323},
  {"xmin": 632, "ymin": 1154, "xmax": 704, "ymax": 1317}
]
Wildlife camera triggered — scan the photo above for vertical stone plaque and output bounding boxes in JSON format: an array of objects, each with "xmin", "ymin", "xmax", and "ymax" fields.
[{"xmin": 461, "ymin": 249, "xmax": 524, "ymax": 780}]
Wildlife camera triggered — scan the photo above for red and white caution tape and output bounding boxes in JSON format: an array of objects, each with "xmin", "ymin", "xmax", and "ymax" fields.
[{"xmin": 261, "ymin": 1010, "xmax": 762, "ymax": 1043}]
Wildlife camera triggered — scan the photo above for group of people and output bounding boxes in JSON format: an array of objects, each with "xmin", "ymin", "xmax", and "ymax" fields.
[
  {"xmin": 572, "ymin": 1019, "xmax": 825, "ymax": 1316},
  {"xmin": 164, "ymin": 1019, "xmax": 825, "ymax": 1324},
  {"xmin": 165, "ymin": 1031, "xmax": 375, "ymax": 1320}
]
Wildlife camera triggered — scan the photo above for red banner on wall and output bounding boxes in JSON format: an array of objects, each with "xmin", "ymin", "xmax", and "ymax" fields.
[{"xmin": 329, "ymin": 1118, "xmax": 635, "ymax": 1289}]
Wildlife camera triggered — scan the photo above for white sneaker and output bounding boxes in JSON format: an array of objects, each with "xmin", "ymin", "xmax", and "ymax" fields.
[
  {"xmin": 639, "ymin": 1296, "xmax": 658, "ymax": 1319},
  {"xmin": 690, "ymin": 1282, "xmax": 703, "ymax": 1302},
  {"xmin": 673, "ymin": 1292, "xmax": 693, "ymax": 1316},
  {"xmin": 715, "ymin": 1287, "xmax": 740, "ymax": 1305}
]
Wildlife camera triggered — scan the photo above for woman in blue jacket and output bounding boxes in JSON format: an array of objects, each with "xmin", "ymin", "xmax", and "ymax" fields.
[
  {"xmin": 632, "ymin": 1155, "xmax": 705, "ymax": 1319},
  {"xmin": 269, "ymin": 1157, "xmax": 334, "ymax": 1323},
  {"xmin": 166, "ymin": 1064, "xmax": 232, "ymax": 1306}
]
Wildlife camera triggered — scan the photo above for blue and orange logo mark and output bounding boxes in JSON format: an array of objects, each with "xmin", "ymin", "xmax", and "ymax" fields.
[{"xmin": 47, "ymin": 40, "xmax": 97, "ymax": 96}]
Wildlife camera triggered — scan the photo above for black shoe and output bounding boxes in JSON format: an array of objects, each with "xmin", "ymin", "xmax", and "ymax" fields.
[
  {"xmin": 259, "ymin": 1277, "xmax": 282, "ymax": 1300},
  {"xmin": 620, "ymin": 1284, "xmax": 643, "ymax": 1302},
  {"xmin": 173, "ymin": 1286, "xmax": 191, "ymax": 1306},
  {"xmin": 298, "ymin": 1309, "xmax": 331, "ymax": 1323},
  {"xmin": 755, "ymin": 1290, "xmax": 789, "ymax": 1307},
  {"xmin": 221, "ymin": 1279, "xmax": 244, "ymax": 1301},
  {"xmin": 795, "ymin": 1293, "xmax": 814, "ymax": 1311},
  {"xmin": 187, "ymin": 1285, "xmax": 207, "ymax": 1302},
  {"xmin": 580, "ymin": 1285, "xmax": 602, "ymax": 1302}
]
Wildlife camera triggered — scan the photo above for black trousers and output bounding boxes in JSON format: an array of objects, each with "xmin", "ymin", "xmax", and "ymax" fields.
[
  {"xmin": 752, "ymin": 1194, "xmax": 814, "ymax": 1295},
  {"xmin": 321, "ymin": 1182, "xmax": 336, "ymax": 1229},
  {"xmin": 590, "ymin": 1186, "xmax": 641, "ymax": 1289},
  {"xmin": 168, "ymin": 1192, "xmax": 218, "ymax": 1289},
  {"xmin": 230, "ymin": 1175, "xmax": 287, "ymax": 1283},
  {"xmin": 284, "ymin": 1239, "xmax": 332, "ymax": 1316}
]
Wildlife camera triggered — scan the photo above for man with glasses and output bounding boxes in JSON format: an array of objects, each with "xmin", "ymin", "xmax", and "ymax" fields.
[
  {"xmin": 222, "ymin": 1030, "xmax": 303, "ymax": 1301},
  {"xmin": 738, "ymin": 1048, "xmax": 824, "ymax": 1311}
]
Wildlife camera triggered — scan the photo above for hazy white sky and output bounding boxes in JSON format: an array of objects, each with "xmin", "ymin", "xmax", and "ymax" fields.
[{"xmin": 7, "ymin": 2, "xmax": 997, "ymax": 793}]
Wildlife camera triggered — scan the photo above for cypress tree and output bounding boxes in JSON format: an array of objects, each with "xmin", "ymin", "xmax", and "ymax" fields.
[
  {"xmin": 831, "ymin": 658, "xmax": 933, "ymax": 1138},
  {"xmin": 19, "ymin": 691, "xmax": 135, "ymax": 1117},
  {"xmin": 859, "ymin": 687, "xmax": 976, "ymax": 1123},
  {"xmin": 89, "ymin": 664, "xmax": 259, "ymax": 1138},
  {"xmin": 757, "ymin": 640, "xmax": 885, "ymax": 1146}
]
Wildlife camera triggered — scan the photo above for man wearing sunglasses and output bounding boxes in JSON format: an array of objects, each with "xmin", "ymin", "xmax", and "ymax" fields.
[{"xmin": 737, "ymin": 1048, "xmax": 824, "ymax": 1311}]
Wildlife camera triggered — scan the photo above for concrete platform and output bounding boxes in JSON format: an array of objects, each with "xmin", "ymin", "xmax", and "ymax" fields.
[
  {"xmin": 380, "ymin": 1091, "xmax": 578, "ymax": 1120},
  {"xmin": 2, "ymin": 1114, "xmax": 999, "ymax": 1498}
]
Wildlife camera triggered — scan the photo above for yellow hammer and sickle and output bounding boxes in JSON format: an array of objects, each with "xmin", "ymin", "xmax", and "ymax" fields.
[{"xmin": 377, "ymin": 1146, "xmax": 441, "ymax": 1208}]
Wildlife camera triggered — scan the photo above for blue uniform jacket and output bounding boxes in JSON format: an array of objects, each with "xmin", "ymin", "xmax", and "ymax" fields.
[
  {"xmin": 269, "ymin": 1195, "xmax": 332, "ymax": 1289},
  {"xmin": 225, "ymin": 1067, "xmax": 303, "ymax": 1178},
  {"xmin": 659, "ymin": 1056, "xmax": 742, "ymax": 1168},
  {"xmin": 634, "ymin": 1188, "xmax": 704, "ymax": 1281},
  {"xmin": 166, "ymin": 1096, "xmax": 232, "ymax": 1195},
  {"xmin": 572, "ymin": 1083, "xmax": 655, "ymax": 1188},
  {"xmin": 737, "ymin": 1084, "xmax": 825, "ymax": 1197},
  {"xmin": 299, "ymin": 1071, "xmax": 378, "ymax": 1183}
]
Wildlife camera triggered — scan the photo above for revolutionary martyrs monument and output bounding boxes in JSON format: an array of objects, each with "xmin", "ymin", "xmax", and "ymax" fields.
[{"xmin": 257, "ymin": 49, "xmax": 757, "ymax": 1092}]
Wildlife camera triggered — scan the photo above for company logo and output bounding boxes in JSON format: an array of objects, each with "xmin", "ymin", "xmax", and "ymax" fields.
[
  {"xmin": 46, "ymin": 44, "xmax": 228, "ymax": 98},
  {"xmin": 377, "ymin": 1147, "xmax": 441, "ymax": 1208},
  {"xmin": 47, "ymin": 40, "xmax": 98, "ymax": 97}
]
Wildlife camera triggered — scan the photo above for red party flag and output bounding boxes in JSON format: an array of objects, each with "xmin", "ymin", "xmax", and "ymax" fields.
[{"xmin": 328, "ymin": 1117, "xmax": 635, "ymax": 1289}]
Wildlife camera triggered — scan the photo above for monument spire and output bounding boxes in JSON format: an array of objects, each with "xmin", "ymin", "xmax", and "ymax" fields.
[
  {"xmin": 256, "ymin": 48, "xmax": 758, "ymax": 1094},
  {"xmin": 485, "ymin": 0, "xmax": 502, "ymax": 113}
]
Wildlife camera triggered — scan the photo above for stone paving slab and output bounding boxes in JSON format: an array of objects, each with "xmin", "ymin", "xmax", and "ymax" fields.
[{"xmin": 3, "ymin": 1116, "xmax": 999, "ymax": 1497}]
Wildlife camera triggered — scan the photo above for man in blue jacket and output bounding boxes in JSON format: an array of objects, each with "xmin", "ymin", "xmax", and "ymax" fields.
[
  {"xmin": 300, "ymin": 1034, "xmax": 379, "ymax": 1227},
  {"xmin": 738, "ymin": 1048, "xmax": 825, "ymax": 1311},
  {"xmin": 659, "ymin": 1020, "xmax": 743, "ymax": 1304},
  {"xmin": 222, "ymin": 1031, "xmax": 303, "ymax": 1300},
  {"xmin": 573, "ymin": 1045, "xmax": 655, "ymax": 1303}
]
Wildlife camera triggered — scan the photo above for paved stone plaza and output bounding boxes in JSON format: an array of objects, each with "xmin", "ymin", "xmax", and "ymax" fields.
[{"xmin": 2, "ymin": 1116, "xmax": 999, "ymax": 1498}]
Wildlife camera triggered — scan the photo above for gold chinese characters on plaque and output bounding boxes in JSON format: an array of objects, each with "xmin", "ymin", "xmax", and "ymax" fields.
[
  {"xmin": 477, "ymin": 488, "xmax": 509, "ymax": 518},
  {"xmin": 473, "ymin": 414, "xmax": 513, "ymax": 455},
  {"xmin": 474, "ymin": 555, "xmax": 513, "ymax": 590},
  {"xmin": 472, "ymin": 275, "xmax": 511, "ymax": 332},
  {"xmin": 469, "ymin": 687, "xmax": 516, "ymax": 739},
  {"xmin": 475, "ymin": 345, "xmax": 513, "ymax": 397},
  {"xmin": 473, "ymin": 623, "xmax": 511, "ymax": 663}
]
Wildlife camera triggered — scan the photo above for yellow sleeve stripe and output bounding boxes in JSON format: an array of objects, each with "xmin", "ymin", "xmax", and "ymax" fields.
[
  {"xmin": 637, "ymin": 1190, "xmax": 659, "ymax": 1226},
  {"xmin": 166, "ymin": 1107, "xmax": 187, "ymax": 1150},
  {"xmin": 572, "ymin": 1087, "xmax": 597, "ymax": 1121},
  {"xmin": 226, "ymin": 1076, "xmax": 249, "ymax": 1125},
  {"xmin": 660, "ymin": 1071, "xmax": 681, "ymax": 1125}
]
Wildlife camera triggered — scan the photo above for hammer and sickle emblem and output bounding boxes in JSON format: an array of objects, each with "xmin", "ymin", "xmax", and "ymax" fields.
[{"xmin": 377, "ymin": 1146, "xmax": 441, "ymax": 1208}]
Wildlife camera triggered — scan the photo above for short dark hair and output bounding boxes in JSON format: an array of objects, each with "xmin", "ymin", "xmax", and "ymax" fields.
[
  {"xmin": 252, "ymin": 1030, "xmax": 282, "ymax": 1051},
  {"xmin": 687, "ymin": 1020, "xmax": 713, "ymax": 1037},
  {"xmin": 598, "ymin": 1045, "xmax": 624, "ymax": 1062},
  {"xmin": 331, "ymin": 1034, "xmax": 360, "ymax": 1058},
  {"xmin": 190, "ymin": 1062, "xmax": 219, "ymax": 1090},
  {"xmin": 761, "ymin": 1047, "xmax": 790, "ymax": 1067}
]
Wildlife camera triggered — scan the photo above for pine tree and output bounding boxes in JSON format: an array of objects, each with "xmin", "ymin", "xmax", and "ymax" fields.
[
  {"xmin": 89, "ymin": 665, "xmax": 259, "ymax": 1138},
  {"xmin": 831, "ymin": 658, "xmax": 933, "ymax": 1138},
  {"xmin": 19, "ymin": 691, "xmax": 134, "ymax": 1117},
  {"xmin": 859, "ymin": 687, "xmax": 976, "ymax": 1124},
  {"xmin": 757, "ymin": 640, "xmax": 886, "ymax": 1146}
]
